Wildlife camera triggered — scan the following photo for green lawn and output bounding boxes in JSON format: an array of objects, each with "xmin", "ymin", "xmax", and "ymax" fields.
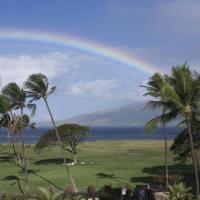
[{"xmin": 0, "ymin": 140, "xmax": 194, "ymax": 194}]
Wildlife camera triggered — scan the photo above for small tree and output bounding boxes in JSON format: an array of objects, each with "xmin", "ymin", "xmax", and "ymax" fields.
[
  {"xmin": 59, "ymin": 124, "xmax": 89, "ymax": 164},
  {"xmin": 35, "ymin": 124, "xmax": 89, "ymax": 164}
]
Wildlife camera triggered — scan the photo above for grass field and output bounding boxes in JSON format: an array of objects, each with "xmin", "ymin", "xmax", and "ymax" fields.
[{"xmin": 0, "ymin": 140, "xmax": 194, "ymax": 194}]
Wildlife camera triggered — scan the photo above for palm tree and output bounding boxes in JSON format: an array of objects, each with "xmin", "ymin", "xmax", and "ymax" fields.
[
  {"xmin": 160, "ymin": 64, "xmax": 200, "ymax": 199},
  {"xmin": 0, "ymin": 95, "xmax": 18, "ymax": 157},
  {"xmin": 0, "ymin": 112, "xmax": 17, "ymax": 153},
  {"xmin": 142, "ymin": 73, "xmax": 170, "ymax": 188},
  {"xmin": 11, "ymin": 114, "xmax": 37, "ymax": 166},
  {"xmin": 24, "ymin": 73, "xmax": 78, "ymax": 192},
  {"xmin": 2, "ymin": 83, "xmax": 30, "ymax": 193},
  {"xmin": 22, "ymin": 114, "xmax": 37, "ymax": 165}
]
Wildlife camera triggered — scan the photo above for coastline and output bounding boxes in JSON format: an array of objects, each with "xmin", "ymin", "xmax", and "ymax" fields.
[{"xmin": 0, "ymin": 126, "xmax": 179, "ymax": 144}]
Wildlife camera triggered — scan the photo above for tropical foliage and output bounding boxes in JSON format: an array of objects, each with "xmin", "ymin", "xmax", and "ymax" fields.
[
  {"xmin": 167, "ymin": 182, "xmax": 193, "ymax": 200},
  {"xmin": 1, "ymin": 65, "xmax": 200, "ymax": 198},
  {"xmin": 144, "ymin": 63, "xmax": 200, "ymax": 199},
  {"xmin": 1, "ymin": 82, "xmax": 36, "ymax": 194},
  {"xmin": 170, "ymin": 118, "xmax": 200, "ymax": 164},
  {"xmin": 24, "ymin": 73, "xmax": 78, "ymax": 192}
]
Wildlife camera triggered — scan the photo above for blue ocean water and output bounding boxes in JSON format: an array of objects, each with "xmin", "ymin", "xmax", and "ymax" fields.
[{"xmin": 0, "ymin": 126, "xmax": 181, "ymax": 144}]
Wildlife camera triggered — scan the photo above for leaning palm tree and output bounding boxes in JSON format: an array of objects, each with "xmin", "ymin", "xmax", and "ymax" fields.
[
  {"xmin": 0, "ymin": 95, "xmax": 17, "ymax": 156},
  {"xmin": 2, "ymin": 83, "xmax": 30, "ymax": 193},
  {"xmin": 161, "ymin": 64, "xmax": 200, "ymax": 200},
  {"xmin": 142, "ymin": 73, "xmax": 171, "ymax": 188},
  {"xmin": 24, "ymin": 73, "xmax": 78, "ymax": 192}
]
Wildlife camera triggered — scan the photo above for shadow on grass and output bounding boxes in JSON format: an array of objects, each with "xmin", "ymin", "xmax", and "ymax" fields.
[
  {"xmin": 142, "ymin": 164, "xmax": 193, "ymax": 174},
  {"xmin": 1, "ymin": 175, "xmax": 24, "ymax": 194},
  {"xmin": 27, "ymin": 169, "xmax": 63, "ymax": 191},
  {"xmin": 34, "ymin": 158, "xmax": 73, "ymax": 165},
  {"xmin": 96, "ymin": 172, "xmax": 128, "ymax": 186},
  {"xmin": 96, "ymin": 172, "xmax": 125, "ymax": 180},
  {"xmin": 18, "ymin": 169, "xmax": 63, "ymax": 191},
  {"xmin": 130, "ymin": 164, "xmax": 195, "ymax": 192},
  {"xmin": 0, "ymin": 154, "xmax": 16, "ymax": 163}
]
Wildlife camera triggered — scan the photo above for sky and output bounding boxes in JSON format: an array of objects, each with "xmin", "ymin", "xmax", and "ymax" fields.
[{"xmin": 0, "ymin": 0, "xmax": 200, "ymax": 123}]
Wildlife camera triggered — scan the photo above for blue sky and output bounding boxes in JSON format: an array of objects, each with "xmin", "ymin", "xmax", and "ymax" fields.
[{"xmin": 0, "ymin": 0, "xmax": 200, "ymax": 123}]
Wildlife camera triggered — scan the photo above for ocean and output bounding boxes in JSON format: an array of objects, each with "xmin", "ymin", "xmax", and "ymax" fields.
[{"xmin": 0, "ymin": 126, "xmax": 181, "ymax": 144}]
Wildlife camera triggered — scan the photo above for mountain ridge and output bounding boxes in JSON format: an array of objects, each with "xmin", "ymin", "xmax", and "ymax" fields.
[{"xmin": 58, "ymin": 102, "xmax": 160, "ymax": 127}]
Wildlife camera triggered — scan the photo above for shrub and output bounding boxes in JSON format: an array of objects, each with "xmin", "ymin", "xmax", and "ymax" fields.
[{"xmin": 167, "ymin": 182, "xmax": 193, "ymax": 200}]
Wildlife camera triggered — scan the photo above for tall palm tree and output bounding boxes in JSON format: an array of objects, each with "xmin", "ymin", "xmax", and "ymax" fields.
[
  {"xmin": 2, "ymin": 83, "xmax": 30, "ymax": 193},
  {"xmin": 24, "ymin": 73, "xmax": 78, "ymax": 192},
  {"xmin": 160, "ymin": 64, "xmax": 200, "ymax": 199},
  {"xmin": 142, "ymin": 73, "xmax": 170, "ymax": 188}
]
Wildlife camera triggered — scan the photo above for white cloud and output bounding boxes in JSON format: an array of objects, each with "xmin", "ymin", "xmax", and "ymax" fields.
[
  {"xmin": 65, "ymin": 79, "xmax": 119, "ymax": 97},
  {"xmin": 0, "ymin": 52, "xmax": 77, "ymax": 87}
]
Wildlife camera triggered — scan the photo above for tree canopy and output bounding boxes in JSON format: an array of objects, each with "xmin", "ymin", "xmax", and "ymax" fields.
[{"xmin": 35, "ymin": 124, "xmax": 90, "ymax": 151}]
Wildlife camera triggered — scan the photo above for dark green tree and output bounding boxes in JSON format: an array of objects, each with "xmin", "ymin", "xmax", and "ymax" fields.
[
  {"xmin": 35, "ymin": 124, "xmax": 89, "ymax": 164},
  {"xmin": 170, "ymin": 117, "xmax": 200, "ymax": 168}
]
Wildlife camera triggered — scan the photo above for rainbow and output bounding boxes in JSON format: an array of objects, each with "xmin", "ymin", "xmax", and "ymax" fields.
[{"xmin": 0, "ymin": 29, "xmax": 160, "ymax": 74}]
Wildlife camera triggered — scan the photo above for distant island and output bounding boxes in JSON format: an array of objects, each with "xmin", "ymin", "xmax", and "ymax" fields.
[{"xmin": 58, "ymin": 102, "xmax": 160, "ymax": 127}]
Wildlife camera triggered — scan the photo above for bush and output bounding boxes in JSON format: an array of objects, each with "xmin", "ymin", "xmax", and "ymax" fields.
[{"xmin": 167, "ymin": 182, "xmax": 193, "ymax": 200}]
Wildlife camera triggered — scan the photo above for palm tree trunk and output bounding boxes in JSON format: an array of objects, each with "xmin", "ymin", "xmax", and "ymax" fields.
[
  {"xmin": 6, "ymin": 113, "xmax": 17, "ymax": 157},
  {"xmin": 17, "ymin": 133, "xmax": 22, "ymax": 166},
  {"xmin": 43, "ymin": 98, "xmax": 78, "ymax": 192},
  {"xmin": 6, "ymin": 128, "xmax": 17, "ymax": 158},
  {"xmin": 20, "ymin": 107, "xmax": 29, "ymax": 194},
  {"xmin": 163, "ymin": 122, "xmax": 169, "ymax": 188},
  {"xmin": 8, "ymin": 111, "xmax": 18, "ymax": 159},
  {"xmin": 186, "ymin": 115, "xmax": 200, "ymax": 200},
  {"xmin": 195, "ymin": 150, "xmax": 200, "ymax": 172},
  {"xmin": 73, "ymin": 153, "xmax": 77, "ymax": 165}
]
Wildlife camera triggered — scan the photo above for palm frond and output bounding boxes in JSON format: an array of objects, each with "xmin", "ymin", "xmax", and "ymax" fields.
[{"xmin": 27, "ymin": 103, "xmax": 36, "ymax": 117}]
